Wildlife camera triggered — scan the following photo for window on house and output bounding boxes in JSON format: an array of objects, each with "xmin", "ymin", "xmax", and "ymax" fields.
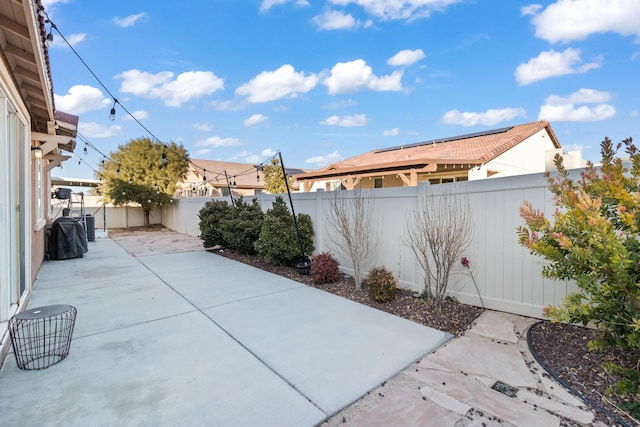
[
  {"xmin": 374, "ymin": 178, "xmax": 383, "ymax": 188},
  {"xmin": 221, "ymin": 188, "xmax": 230, "ymax": 197},
  {"xmin": 254, "ymin": 189, "xmax": 262, "ymax": 195}
]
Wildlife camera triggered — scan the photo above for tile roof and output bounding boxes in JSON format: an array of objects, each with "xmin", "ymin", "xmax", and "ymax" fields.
[{"xmin": 296, "ymin": 121, "xmax": 559, "ymax": 178}]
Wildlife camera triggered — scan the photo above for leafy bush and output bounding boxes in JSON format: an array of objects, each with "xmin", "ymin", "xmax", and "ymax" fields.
[
  {"xmin": 255, "ymin": 196, "xmax": 314, "ymax": 266},
  {"xmin": 311, "ymin": 252, "xmax": 340, "ymax": 285},
  {"xmin": 219, "ymin": 198, "xmax": 264, "ymax": 254},
  {"xmin": 364, "ymin": 266, "xmax": 397, "ymax": 303},
  {"xmin": 198, "ymin": 199, "xmax": 232, "ymax": 248},
  {"xmin": 518, "ymin": 137, "xmax": 640, "ymax": 409}
]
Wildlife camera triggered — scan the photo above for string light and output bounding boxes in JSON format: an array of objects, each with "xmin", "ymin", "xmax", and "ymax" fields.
[
  {"xmin": 161, "ymin": 149, "xmax": 167, "ymax": 166},
  {"xmin": 109, "ymin": 99, "xmax": 117, "ymax": 121}
]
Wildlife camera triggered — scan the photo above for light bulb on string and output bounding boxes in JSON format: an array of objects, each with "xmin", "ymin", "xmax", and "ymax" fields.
[
  {"xmin": 108, "ymin": 99, "xmax": 117, "ymax": 121},
  {"xmin": 116, "ymin": 166, "xmax": 120, "ymax": 175},
  {"xmin": 161, "ymin": 150, "xmax": 167, "ymax": 166},
  {"xmin": 83, "ymin": 145, "xmax": 88, "ymax": 154}
]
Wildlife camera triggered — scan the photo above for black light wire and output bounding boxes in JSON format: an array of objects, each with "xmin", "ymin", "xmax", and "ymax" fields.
[{"xmin": 42, "ymin": 4, "xmax": 288, "ymax": 188}]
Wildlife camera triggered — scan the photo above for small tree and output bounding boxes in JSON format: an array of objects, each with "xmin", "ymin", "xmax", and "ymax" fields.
[
  {"xmin": 98, "ymin": 137, "xmax": 189, "ymax": 225},
  {"xmin": 255, "ymin": 196, "xmax": 314, "ymax": 266},
  {"xmin": 325, "ymin": 190, "xmax": 379, "ymax": 289},
  {"xmin": 219, "ymin": 198, "xmax": 264, "ymax": 254},
  {"xmin": 403, "ymin": 185, "xmax": 473, "ymax": 308},
  {"xmin": 518, "ymin": 137, "xmax": 640, "ymax": 406},
  {"xmin": 262, "ymin": 158, "xmax": 294, "ymax": 194},
  {"xmin": 198, "ymin": 199, "xmax": 233, "ymax": 249}
]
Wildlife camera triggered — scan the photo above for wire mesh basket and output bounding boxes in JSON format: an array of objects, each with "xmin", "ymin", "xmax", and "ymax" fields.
[{"xmin": 8, "ymin": 305, "xmax": 77, "ymax": 370}]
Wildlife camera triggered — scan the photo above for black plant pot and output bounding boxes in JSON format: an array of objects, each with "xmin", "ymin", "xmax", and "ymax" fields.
[{"xmin": 295, "ymin": 256, "xmax": 311, "ymax": 276}]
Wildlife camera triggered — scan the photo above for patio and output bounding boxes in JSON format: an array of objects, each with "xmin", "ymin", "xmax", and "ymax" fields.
[{"xmin": 0, "ymin": 233, "xmax": 450, "ymax": 426}]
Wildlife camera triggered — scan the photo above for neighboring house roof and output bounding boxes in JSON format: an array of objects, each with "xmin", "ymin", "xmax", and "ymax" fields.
[
  {"xmin": 295, "ymin": 121, "xmax": 560, "ymax": 180},
  {"xmin": 189, "ymin": 159, "xmax": 310, "ymax": 189},
  {"xmin": 188, "ymin": 159, "xmax": 265, "ymax": 189}
]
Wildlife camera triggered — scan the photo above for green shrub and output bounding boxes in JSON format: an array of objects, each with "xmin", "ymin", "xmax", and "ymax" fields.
[
  {"xmin": 255, "ymin": 196, "xmax": 314, "ymax": 266},
  {"xmin": 364, "ymin": 266, "xmax": 397, "ymax": 303},
  {"xmin": 518, "ymin": 136, "xmax": 640, "ymax": 408},
  {"xmin": 198, "ymin": 199, "xmax": 232, "ymax": 248},
  {"xmin": 311, "ymin": 252, "xmax": 340, "ymax": 285},
  {"xmin": 219, "ymin": 197, "xmax": 264, "ymax": 254}
]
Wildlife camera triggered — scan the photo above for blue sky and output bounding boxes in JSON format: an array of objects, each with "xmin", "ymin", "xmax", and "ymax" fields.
[{"xmin": 43, "ymin": 0, "xmax": 640, "ymax": 179}]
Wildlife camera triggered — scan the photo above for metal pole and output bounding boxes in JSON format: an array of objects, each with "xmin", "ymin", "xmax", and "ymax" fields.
[
  {"xmin": 224, "ymin": 170, "xmax": 234, "ymax": 203},
  {"xmin": 278, "ymin": 151, "xmax": 306, "ymax": 260}
]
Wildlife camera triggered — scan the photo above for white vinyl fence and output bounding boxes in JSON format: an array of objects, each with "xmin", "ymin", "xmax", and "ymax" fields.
[{"xmin": 161, "ymin": 170, "xmax": 578, "ymax": 319}]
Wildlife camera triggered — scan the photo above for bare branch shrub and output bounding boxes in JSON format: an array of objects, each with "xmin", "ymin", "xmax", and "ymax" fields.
[
  {"xmin": 326, "ymin": 190, "xmax": 380, "ymax": 289},
  {"xmin": 404, "ymin": 185, "xmax": 473, "ymax": 307}
]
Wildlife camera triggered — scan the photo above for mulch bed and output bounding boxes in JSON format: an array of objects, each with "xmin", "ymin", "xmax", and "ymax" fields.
[{"xmin": 216, "ymin": 248, "xmax": 640, "ymax": 426}]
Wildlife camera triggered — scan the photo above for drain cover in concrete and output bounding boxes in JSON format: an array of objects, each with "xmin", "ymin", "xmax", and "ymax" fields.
[{"xmin": 491, "ymin": 381, "xmax": 519, "ymax": 398}]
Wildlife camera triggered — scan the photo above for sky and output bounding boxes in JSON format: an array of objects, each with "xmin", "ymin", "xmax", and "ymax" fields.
[{"xmin": 42, "ymin": 0, "xmax": 640, "ymax": 180}]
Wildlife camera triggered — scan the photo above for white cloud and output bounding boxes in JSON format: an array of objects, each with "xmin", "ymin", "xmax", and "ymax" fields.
[
  {"xmin": 122, "ymin": 110, "xmax": 148, "ymax": 121},
  {"xmin": 193, "ymin": 122, "xmax": 213, "ymax": 131},
  {"xmin": 538, "ymin": 88, "xmax": 616, "ymax": 122},
  {"xmin": 306, "ymin": 150, "xmax": 343, "ymax": 166},
  {"xmin": 260, "ymin": 0, "xmax": 309, "ymax": 12},
  {"xmin": 538, "ymin": 104, "xmax": 616, "ymax": 122},
  {"xmin": 116, "ymin": 69, "xmax": 224, "ymax": 107},
  {"xmin": 321, "ymin": 114, "xmax": 367, "ymax": 127},
  {"xmin": 240, "ymin": 148, "xmax": 277, "ymax": 164},
  {"xmin": 328, "ymin": 0, "xmax": 461, "ymax": 21},
  {"xmin": 313, "ymin": 10, "xmax": 357, "ymax": 30},
  {"xmin": 244, "ymin": 114, "xmax": 268, "ymax": 126},
  {"xmin": 50, "ymin": 32, "xmax": 85, "ymax": 48},
  {"xmin": 78, "ymin": 122, "xmax": 121, "ymax": 138},
  {"xmin": 113, "ymin": 13, "xmax": 147, "ymax": 28},
  {"xmin": 520, "ymin": 4, "xmax": 542, "ymax": 16},
  {"xmin": 514, "ymin": 48, "xmax": 601, "ymax": 86},
  {"xmin": 383, "ymin": 128, "xmax": 399, "ymax": 136},
  {"xmin": 324, "ymin": 59, "xmax": 403, "ymax": 94},
  {"xmin": 54, "ymin": 85, "xmax": 111, "ymax": 115},
  {"xmin": 387, "ymin": 49, "xmax": 425, "ymax": 66},
  {"xmin": 544, "ymin": 88, "xmax": 613, "ymax": 105},
  {"xmin": 324, "ymin": 99, "xmax": 357, "ymax": 109},
  {"xmin": 195, "ymin": 148, "xmax": 211, "ymax": 156},
  {"xmin": 442, "ymin": 107, "xmax": 526, "ymax": 127},
  {"xmin": 236, "ymin": 64, "xmax": 319, "ymax": 103},
  {"xmin": 525, "ymin": 0, "xmax": 640, "ymax": 43},
  {"xmin": 195, "ymin": 136, "xmax": 241, "ymax": 147}
]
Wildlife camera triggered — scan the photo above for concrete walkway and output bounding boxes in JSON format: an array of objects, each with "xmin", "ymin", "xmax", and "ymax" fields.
[{"xmin": 0, "ymin": 232, "xmax": 451, "ymax": 426}]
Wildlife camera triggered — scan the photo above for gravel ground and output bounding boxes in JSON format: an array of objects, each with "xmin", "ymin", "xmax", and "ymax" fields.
[{"xmin": 217, "ymin": 248, "xmax": 639, "ymax": 426}]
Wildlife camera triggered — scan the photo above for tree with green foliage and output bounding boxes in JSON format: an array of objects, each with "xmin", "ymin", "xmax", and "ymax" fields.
[
  {"xmin": 219, "ymin": 198, "xmax": 264, "ymax": 254},
  {"xmin": 98, "ymin": 137, "xmax": 189, "ymax": 226},
  {"xmin": 518, "ymin": 137, "xmax": 639, "ymax": 411},
  {"xmin": 255, "ymin": 196, "xmax": 314, "ymax": 266},
  {"xmin": 262, "ymin": 158, "xmax": 294, "ymax": 194},
  {"xmin": 198, "ymin": 199, "xmax": 233, "ymax": 249}
]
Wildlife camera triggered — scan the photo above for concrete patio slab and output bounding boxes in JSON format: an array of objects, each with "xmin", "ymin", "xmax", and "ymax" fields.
[
  {"xmin": 28, "ymin": 274, "xmax": 196, "ymax": 338},
  {"xmin": 205, "ymin": 286, "xmax": 452, "ymax": 415},
  {"xmin": 1, "ymin": 234, "xmax": 452, "ymax": 426},
  {"xmin": 156, "ymin": 262, "xmax": 304, "ymax": 309},
  {"xmin": 0, "ymin": 311, "xmax": 325, "ymax": 427}
]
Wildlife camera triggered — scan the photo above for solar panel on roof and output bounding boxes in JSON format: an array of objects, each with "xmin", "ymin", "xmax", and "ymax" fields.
[{"xmin": 375, "ymin": 126, "xmax": 514, "ymax": 154}]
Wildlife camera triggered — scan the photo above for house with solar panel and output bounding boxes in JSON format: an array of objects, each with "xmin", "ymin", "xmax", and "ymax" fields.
[{"xmin": 294, "ymin": 121, "xmax": 585, "ymax": 192}]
